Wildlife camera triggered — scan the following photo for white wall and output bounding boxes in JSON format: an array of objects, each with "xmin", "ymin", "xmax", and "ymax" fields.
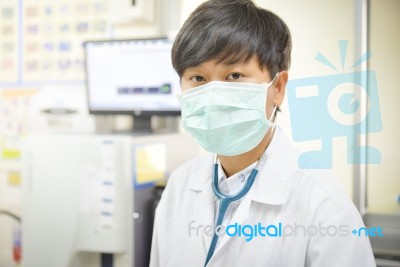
[{"xmin": 367, "ymin": 0, "xmax": 400, "ymax": 214}]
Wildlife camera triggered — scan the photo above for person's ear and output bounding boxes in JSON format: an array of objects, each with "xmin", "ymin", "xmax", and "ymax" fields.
[{"xmin": 273, "ymin": 71, "xmax": 288, "ymax": 106}]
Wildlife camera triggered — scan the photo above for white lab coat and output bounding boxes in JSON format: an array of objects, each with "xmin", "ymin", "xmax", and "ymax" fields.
[{"xmin": 150, "ymin": 127, "xmax": 376, "ymax": 267}]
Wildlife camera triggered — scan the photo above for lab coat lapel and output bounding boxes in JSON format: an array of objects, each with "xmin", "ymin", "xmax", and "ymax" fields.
[
  {"xmin": 251, "ymin": 127, "xmax": 298, "ymax": 205},
  {"xmin": 212, "ymin": 187, "xmax": 253, "ymax": 257},
  {"xmin": 186, "ymin": 155, "xmax": 215, "ymax": 257},
  {"xmin": 197, "ymin": 182, "xmax": 215, "ymax": 253}
]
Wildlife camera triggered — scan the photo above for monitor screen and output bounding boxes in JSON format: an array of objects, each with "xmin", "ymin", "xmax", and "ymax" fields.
[{"xmin": 84, "ymin": 38, "xmax": 181, "ymax": 115}]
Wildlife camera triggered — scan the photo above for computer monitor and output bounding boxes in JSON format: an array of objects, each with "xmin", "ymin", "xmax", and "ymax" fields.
[{"xmin": 84, "ymin": 38, "xmax": 181, "ymax": 132}]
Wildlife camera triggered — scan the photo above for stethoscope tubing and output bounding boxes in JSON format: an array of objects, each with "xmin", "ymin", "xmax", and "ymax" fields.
[{"xmin": 204, "ymin": 159, "xmax": 262, "ymax": 266}]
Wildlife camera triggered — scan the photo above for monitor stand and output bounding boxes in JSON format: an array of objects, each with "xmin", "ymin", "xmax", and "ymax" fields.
[
  {"xmin": 94, "ymin": 114, "xmax": 180, "ymax": 135},
  {"xmin": 133, "ymin": 115, "xmax": 153, "ymax": 133}
]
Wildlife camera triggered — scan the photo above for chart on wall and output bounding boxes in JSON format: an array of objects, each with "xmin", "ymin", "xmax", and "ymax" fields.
[{"xmin": 0, "ymin": 0, "xmax": 113, "ymax": 84}]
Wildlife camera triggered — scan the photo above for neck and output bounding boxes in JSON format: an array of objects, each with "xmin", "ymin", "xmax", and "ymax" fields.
[{"xmin": 218, "ymin": 128, "xmax": 275, "ymax": 177}]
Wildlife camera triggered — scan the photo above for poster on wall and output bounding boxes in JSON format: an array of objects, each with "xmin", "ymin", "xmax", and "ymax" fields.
[
  {"xmin": 0, "ymin": 89, "xmax": 37, "ymax": 160},
  {"xmin": 0, "ymin": 0, "xmax": 113, "ymax": 84},
  {"xmin": 0, "ymin": 0, "xmax": 19, "ymax": 83}
]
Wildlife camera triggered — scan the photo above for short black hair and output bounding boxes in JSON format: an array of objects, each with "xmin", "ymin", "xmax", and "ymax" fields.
[{"xmin": 171, "ymin": 0, "xmax": 292, "ymax": 79}]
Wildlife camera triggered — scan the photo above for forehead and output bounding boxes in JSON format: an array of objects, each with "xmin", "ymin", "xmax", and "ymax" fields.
[{"xmin": 183, "ymin": 55, "xmax": 267, "ymax": 74}]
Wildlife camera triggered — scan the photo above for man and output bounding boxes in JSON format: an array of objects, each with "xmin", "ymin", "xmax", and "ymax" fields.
[{"xmin": 150, "ymin": 1, "xmax": 376, "ymax": 266}]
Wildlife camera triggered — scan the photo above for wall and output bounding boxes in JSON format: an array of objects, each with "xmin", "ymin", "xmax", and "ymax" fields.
[{"xmin": 367, "ymin": 0, "xmax": 400, "ymax": 214}]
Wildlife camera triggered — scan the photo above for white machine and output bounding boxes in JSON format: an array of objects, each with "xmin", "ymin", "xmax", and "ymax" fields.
[{"xmin": 21, "ymin": 132, "xmax": 202, "ymax": 267}]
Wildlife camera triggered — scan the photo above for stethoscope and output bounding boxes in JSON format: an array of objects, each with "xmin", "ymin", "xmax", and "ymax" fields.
[{"xmin": 204, "ymin": 152, "xmax": 267, "ymax": 266}]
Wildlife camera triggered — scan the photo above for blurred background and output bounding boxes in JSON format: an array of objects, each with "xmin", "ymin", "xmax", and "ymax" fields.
[{"xmin": 0, "ymin": 0, "xmax": 398, "ymax": 266}]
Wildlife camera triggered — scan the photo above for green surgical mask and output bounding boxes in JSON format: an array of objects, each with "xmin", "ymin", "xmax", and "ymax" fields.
[{"xmin": 178, "ymin": 77, "xmax": 278, "ymax": 156}]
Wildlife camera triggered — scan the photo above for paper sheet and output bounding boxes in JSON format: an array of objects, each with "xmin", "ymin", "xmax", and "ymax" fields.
[{"xmin": 134, "ymin": 143, "xmax": 166, "ymax": 185}]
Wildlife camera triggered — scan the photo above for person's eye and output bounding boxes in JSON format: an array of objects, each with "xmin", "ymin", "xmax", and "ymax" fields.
[
  {"xmin": 227, "ymin": 73, "xmax": 242, "ymax": 80},
  {"xmin": 190, "ymin": 75, "xmax": 206, "ymax": 82}
]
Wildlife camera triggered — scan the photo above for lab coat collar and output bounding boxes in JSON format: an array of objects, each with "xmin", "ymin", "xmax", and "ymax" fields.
[
  {"xmin": 187, "ymin": 126, "xmax": 299, "ymax": 205},
  {"xmin": 250, "ymin": 126, "xmax": 299, "ymax": 205},
  {"xmin": 187, "ymin": 155, "xmax": 213, "ymax": 191}
]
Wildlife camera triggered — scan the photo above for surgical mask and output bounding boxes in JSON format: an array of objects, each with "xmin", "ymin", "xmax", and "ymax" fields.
[{"xmin": 177, "ymin": 77, "xmax": 278, "ymax": 156}]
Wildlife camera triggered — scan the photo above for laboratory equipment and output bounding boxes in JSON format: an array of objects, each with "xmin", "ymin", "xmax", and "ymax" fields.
[{"xmin": 21, "ymin": 132, "xmax": 202, "ymax": 267}]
